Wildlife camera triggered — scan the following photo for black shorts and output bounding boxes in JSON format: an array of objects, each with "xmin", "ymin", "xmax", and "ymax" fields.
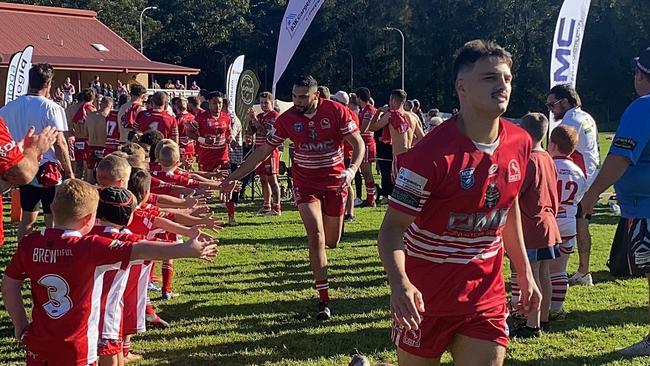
[
  {"xmin": 629, "ymin": 218, "xmax": 650, "ymax": 275},
  {"xmin": 19, "ymin": 184, "xmax": 56, "ymax": 214}
]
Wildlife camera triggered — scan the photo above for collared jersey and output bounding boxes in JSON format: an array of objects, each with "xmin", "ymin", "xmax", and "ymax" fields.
[
  {"xmin": 267, "ymin": 98, "xmax": 358, "ymax": 189},
  {"xmin": 389, "ymin": 117, "xmax": 531, "ymax": 316},
  {"xmin": 4, "ymin": 228, "xmax": 133, "ymax": 365},
  {"xmin": 135, "ymin": 110, "xmax": 179, "ymax": 141},
  {"xmin": 553, "ymin": 156, "xmax": 587, "ymax": 238}
]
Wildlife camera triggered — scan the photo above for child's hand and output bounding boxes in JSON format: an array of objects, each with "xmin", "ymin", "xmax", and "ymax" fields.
[
  {"xmin": 202, "ymin": 217, "xmax": 225, "ymax": 232},
  {"xmin": 191, "ymin": 205, "xmax": 212, "ymax": 217},
  {"xmin": 186, "ymin": 232, "xmax": 218, "ymax": 261}
]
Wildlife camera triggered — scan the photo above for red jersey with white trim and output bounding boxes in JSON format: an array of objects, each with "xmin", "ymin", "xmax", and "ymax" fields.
[
  {"xmin": 553, "ymin": 156, "xmax": 588, "ymax": 239},
  {"xmin": 254, "ymin": 110, "xmax": 281, "ymax": 148},
  {"xmin": 0, "ymin": 117, "xmax": 24, "ymax": 175},
  {"xmin": 389, "ymin": 117, "xmax": 531, "ymax": 316},
  {"xmin": 359, "ymin": 104, "xmax": 377, "ymax": 143},
  {"xmin": 4, "ymin": 228, "xmax": 133, "ymax": 365},
  {"xmin": 151, "ymin": 169, "xmax": 200, "ymax": 188},
  {"xmin": 150, "ymin": 176, "xmax": 174, "ymax": 195},
  {"xmin": 105, "ymin": 110, "xmax": 120, "ymax": 151},
  {"xmin": 135, "ymin": 110, "xmax": 179, "ymax": 141},
  {"xmin": 120, "ymin": 102, "xmax": 142, "ymax": 129},
  {"xmin": 89, "ymin": 226, "xmax": 144, "ymax": 340},
  {"xmin": 343, "ymin": 111, "xmax": 360, "ymax": 159},
  {"xmin": 193, "ymin": 110, "xmax": 231, "ymax": 161},
  {"xmin": 176, "ymin": 111, "xmax": 196, "ymax": 154},
  {"xmin": 72, "ymin": 102, "xmax": 94, "ymax": 124},
  {"xmin": 267, "ymin": 99, "xmax": 358, "ymax": 189}
]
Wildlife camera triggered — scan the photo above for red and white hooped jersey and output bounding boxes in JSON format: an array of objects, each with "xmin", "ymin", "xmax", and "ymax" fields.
[
  {"xmin": 176, "ymin": 111, "xmax": 196, "ymax": 152},
  {"xmin": 358, "ymin": 104, "xmax": 377, "ymax": 143},
  {"xmin": 4, "ymin": 228, "xmax": 133, "ymax": 365},
  {"xmin": 553, "ymin": 156, "xmax": 588, "ymax": 239},
  {"xmin": 105, "ymin": 110, "xmax": 120, "ymax": 151},
  {"xmin": 135, "ymin": 110, "xmax": 179, "ymax": 141},
  {"xmin": 254, "ymin": 110, "xmax": 281, "ymax": 148},
  {"xmin": 343, "ymin": 111, "xmax": 360, "ymax": 160},
  {"xmin": 72, "ymin": 102, "xmax": 94, "ymax": 124},
  {"xmin": 267, "ymin": 98, "xmax": 358, "ymax": 189},
  {"xmin": 193, "ymin": 110, "xmax": 231, "ymax": 150},
  {"xmin": 389, "ymin": 117, "xmax": 531, "ymax": 316},
  {"xmin": 89, "ymin": 226, "xmax": 144, "ymax": 340}
]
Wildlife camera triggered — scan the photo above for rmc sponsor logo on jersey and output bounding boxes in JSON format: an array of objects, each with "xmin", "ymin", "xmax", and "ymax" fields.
[
  {"xmin": 447, "ymin": 208, "xmax": 509, "ymax": 233},
  {"xmin": 299, "ymin": 139, "xmax": 334, "ymax": 152},
  {"xmin": 553, "ymin": 17, "xmax": 584, "ymax": 83}
]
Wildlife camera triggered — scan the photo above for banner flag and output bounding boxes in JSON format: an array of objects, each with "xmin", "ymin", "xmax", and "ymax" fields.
[
  {"xmin": 235, "ymin": 70, "xmax": 260, "ymax": 131},
  {"xmin": 5, "ymin": 45, "xmax": 34, "ymax": 104},
  {"xmin": 549, "ymin": 0, "xmax": 591, "ymax": 134},
  {"xmin": 226, "ymin": 55, "xmax": 245, "ymax": 114},
  {"xmin": 272, "ymin": 0, "xmax": 325, "ymax": 97}
]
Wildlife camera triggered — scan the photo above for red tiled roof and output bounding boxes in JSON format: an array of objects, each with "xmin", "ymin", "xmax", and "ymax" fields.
[{"xmin": 0, "ymin": 2, "xmax": 199, "ymax": 75}]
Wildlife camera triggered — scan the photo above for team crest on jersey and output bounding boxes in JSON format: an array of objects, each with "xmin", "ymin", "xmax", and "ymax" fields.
[
  {"xmin": 507, "ymin": 159, "xmax": 521, "ymax": 183},
  {"xmin": 320, "ymin": 118, "xmax": 331, "ymax": 129},
  {"xmin": 485, "ymin": 183, "xmax": 500, "ymax": 208},
  {"xmin": 459, "ymin": 168, "xmax": 475, "ymax": 190},
  {"xmin": 402, "ymin": 328, "xmax": 422, "ymax": 348},
  {"xmin": 294, "ymin": 122, "xmax": 303, "ymax": 133},
  {"xmin": 309, "ymin": 129, "xmax": 318, "ymax": 140},
  {"xmin": 308, "ymin": 120, "xmax": 315, "ymax": 127},
  {"xmin": 488, "ymin": 163, "xmax": 498, "ymax": 175}
]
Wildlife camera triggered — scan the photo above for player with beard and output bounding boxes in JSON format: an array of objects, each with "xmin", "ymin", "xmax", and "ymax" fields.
[
  {"xmin": 378, "ymin": 40, "xmax": 540, "ymax": 365},
  {"xmin": 221, "ymin": 75, "xmax": 365, "ymax": 320}
]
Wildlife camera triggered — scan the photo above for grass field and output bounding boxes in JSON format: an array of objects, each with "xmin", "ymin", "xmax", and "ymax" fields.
[{"xmin": 3, "ymin": 132, "xmax": 650, "ymax": 366}]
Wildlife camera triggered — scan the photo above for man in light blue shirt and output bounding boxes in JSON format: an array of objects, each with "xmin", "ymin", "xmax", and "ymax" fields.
[{"xmin": 580, "ymin": 47, "xmax": 650, "ymax": 357}]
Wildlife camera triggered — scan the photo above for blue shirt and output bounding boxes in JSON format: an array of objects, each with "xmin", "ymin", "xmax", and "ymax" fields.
[{"xmin": 610, "ymin": 94, "xmax": 650, "ymax": 218}]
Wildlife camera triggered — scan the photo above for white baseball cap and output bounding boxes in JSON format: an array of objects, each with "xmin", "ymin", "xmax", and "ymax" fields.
[{"xmin": 331, "ymin": 90, "xmax": 350, "ymax": 105}]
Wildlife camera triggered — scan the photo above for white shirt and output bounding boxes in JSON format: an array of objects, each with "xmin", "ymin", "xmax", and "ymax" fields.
[
  {"xmin": 560, "ymin": 107, "xmax": 600, "ymax": 183},
  {"xmin": 0, "ymin": 94, "xmax": 68, "ymax": 164},
  {"xmin": 554, "ymin": 157, "xmax": 588, "ymax": 238}
]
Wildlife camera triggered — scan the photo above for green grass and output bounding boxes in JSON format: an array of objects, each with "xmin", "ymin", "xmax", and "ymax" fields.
[{"xmin": 2, "ymin": 133, "xmax": 648, "ymax": 366}]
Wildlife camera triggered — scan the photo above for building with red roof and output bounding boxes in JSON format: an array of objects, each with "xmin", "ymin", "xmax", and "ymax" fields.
[{"xmin": 0, "ymin": 2, "xmax": 200, "ymax": 105}]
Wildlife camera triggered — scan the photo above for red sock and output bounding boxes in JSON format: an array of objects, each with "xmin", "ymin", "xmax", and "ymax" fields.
[
  {"xmin": 315, "ymin": 279, "xmax": 330, "ymax": 303},
  {"xmin": 162, "ymin": 260, "xmax": 173, "ymax": 294},
  {"xmin": 273, "ymin": 203, "xmax": 281, "ymax": 213},
  {"xmin": 226, "ymin": 201, "xmax": 235, "ymax": 217},
  {"xmin": 145, "ymin": 299, "xmax": 155, "ymax": 316},
  {"xmin": 366, "ymin": 182, "xmax": 376, "ymax": 205},
  {"xmin": 149, "ymin": 261, "xmax": 157, "ymax": 282},
  {"xmin": 122, "ymin": 339, "xmax": 131, "ymax": 357},
  {"xmin": 551, "ymin": 272, "xmax": 569, "ymax": 311}
]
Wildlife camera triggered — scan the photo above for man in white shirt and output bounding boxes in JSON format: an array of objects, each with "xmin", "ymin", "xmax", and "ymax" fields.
[
  {"xmin": 0, "ymin": 63, "xmax": 74, "ymax": 239},
  {"xmin": 547, "ymin": 84, "xmax": 600, "ymax": 286}
]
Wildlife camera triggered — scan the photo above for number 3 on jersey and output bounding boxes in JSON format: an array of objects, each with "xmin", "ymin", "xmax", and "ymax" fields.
[
  {"xmin": 557, "ymin": 180, "xmax": 578, "ymax": 205},
  {"xmin": 38, "ymin": 274, "xmax": 73, "ymax": 319}
]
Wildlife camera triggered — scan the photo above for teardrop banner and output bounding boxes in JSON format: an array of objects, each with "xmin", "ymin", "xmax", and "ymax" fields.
[{"xmin": 236, "ymin": 69, "xmax": 260, "ymax": 131}]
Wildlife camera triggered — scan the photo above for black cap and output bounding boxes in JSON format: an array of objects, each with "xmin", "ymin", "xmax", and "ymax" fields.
[
  {"xmin": 633, "ymin": 47, "xmax": 650, "ymax": 74},
  {"xmin": 97, "ymin": 187, "xmax": 137, "ymax": 226}
]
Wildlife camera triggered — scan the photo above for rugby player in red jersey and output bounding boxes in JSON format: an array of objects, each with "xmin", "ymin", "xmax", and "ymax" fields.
[
  {"xmin": 378, "ymin": 40, "xmax": 541, "ymax": 365},
  {"xmin": 189, "ymin": 91, "xmax": 231, "ymax": 172},
  {"xmin": 221, "ymin": 75, "xmax": 365, "ymax": 320},
  {"xmin": 68, "ymin": 88, "xmax": 96, "ymax": 179},
  {"xmin": 174, "ymin": 98, "xmax": 197, "ymax": 169},
  {"xmin": 356, "ymin": 87, "xmax": 379, "ymax": 207},
  {"xmin": 135, "ymin": 91, "xmax": 179, "ymax": 143},
  {"xmin": 246, "ymin": 91, "xmax": 282, "ymax": 215},
  {"xmin": 118, "ymin": 84, "xmax": 147, "ymax": 143}
]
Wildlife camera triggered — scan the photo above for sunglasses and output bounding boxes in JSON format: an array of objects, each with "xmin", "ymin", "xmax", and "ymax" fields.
[{"xmin": 546, "ymin": 99, "xmax": 563, "ymax": 110}]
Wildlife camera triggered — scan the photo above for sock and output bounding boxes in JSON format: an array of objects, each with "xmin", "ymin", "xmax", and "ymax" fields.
[
  {"xmin": 145, "ymin": 298, "xmax": 155, "ymax": 316},
  {"xmin": 273, "ymin": 203, "xmax": 281, "ymax": 213},
  {"xmin": 123, "ymin": 339, "xmax": 131, "ymax": 357},
  {"xmin": 366, "ymin": 182, "xmax": 376, "ymax": 205},
  {"xmin": 226, "ymin": 201, "xmax": 235, "ymax": 217},
  {"xmin": 162, "ymin": 260, "xmax": 173, "ymax": 294},
  {"xmin": 149, "ymin": 262, "xmax": 158, "ymax": 282},
  {"xmin": 262, "ymin": 203, "xmax": 271, "ymax": 211},
  {"xmin": 550, "ymin": 272, "xmax": 569, "ymax": 311},
  {"xmin": 315, "ymin": 279, "xmax": 330, "ymax": 303},
  {"xmin": 510, "ymin": 271, "xmax": 520, "ymax": 308}
]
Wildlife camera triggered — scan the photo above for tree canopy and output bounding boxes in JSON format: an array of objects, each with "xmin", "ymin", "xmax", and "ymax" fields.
[{"xmin": 10, "ymin": 0, "xmax": 650, "ymax": 129}]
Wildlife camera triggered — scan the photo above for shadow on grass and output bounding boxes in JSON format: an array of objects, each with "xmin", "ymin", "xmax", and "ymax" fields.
[
  {"xmin": 551, "ymin": 305, "xmax": 648, "ymax": 332},
  {"xmin": 502, "ymin": 351, "xmax": 636, "ymax": 366}
]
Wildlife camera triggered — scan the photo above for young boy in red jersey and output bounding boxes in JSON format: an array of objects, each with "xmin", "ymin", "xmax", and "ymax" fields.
[
  {"xmin": 511, "ymin": 113, "xmax": 562, "ymax": 338},
  {"xmin": 548, "ymin": 125, "xmax": 587, "ymax": 320},
  {"xmin": 152, "ymin": 143, "xmax": 224, "ymax": 191},
  {"xmin": 1, "ymin": 179, "xmax": 217, "ymax": 366}
]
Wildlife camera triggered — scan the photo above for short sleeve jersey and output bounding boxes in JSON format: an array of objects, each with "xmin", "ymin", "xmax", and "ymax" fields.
[
  {"xmin": 150, "ymin": 169, "xmax": 199, "ymax": 188},
  {"xmin": 0, "ymin": 117, "xmax": 24, "ymax": 176},
  {"xmin": 518, "ymin": 150, "xmax": 561, "ymax": 249},
  {"xmin": 176, "ymin": 111, "xmax": 196, "ymax": 149},
  {"xmin": 343, "ymin": 111, "xmax": 360, "ymax": 159},
  {"xmin": 254, "ymin": 110, "xmax": 281, "ymax": 148},
  {"xmin": 560, "ymin": 107, "xmax": 600, "ymax": 181},
  {"xmin": 105, "ymin": 110, "xmax": 120, "ymax": 150},
  {"xmin": 358, "ymin": 104, "xmax": 377, "ymax": 142},
  {"xmin": 267, "ymin": 99, "xmax": 358, "ymax": 189},
  {"xmin": 610, "ymin": 94, "xmax": 650, "ymax": 219},
  {"xmin": 194, "ymin": 110, "xmax": 231, "ymax": 157},
  {"xmin": 120, "ymin": 102, "xmax": 142, "ymax": 129},
  {"xmin": 4, "ymin": 228, "xmax": 133, "ymax": 365},
  {"xmin": 389, "ymin": 117, "xmax": 531, "ymax": 316},
  {"xmin": 0, "ymin": 95, "xmax": 68, "ymax": 164},
  {"xmin": 135, "ymin": 110, "xmax": 179, "ymax": 141},
  {"xmin": 553, "ymin": 156, "xmax": 588, "ymax": 238}
]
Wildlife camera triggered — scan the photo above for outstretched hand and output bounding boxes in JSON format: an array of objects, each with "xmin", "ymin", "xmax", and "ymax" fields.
[{"xmin": 186, "ymin": 230, "xmax": 218, "ymax": 261}]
